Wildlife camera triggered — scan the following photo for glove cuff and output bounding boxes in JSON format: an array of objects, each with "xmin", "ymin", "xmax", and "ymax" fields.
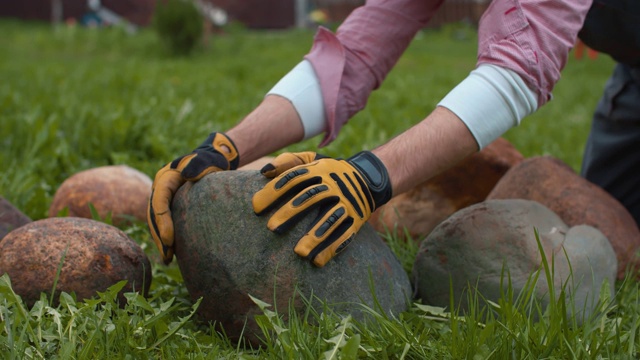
[
  {"xmin": 347, "ymin": 151, "xmax": 392, "ymax": 209},
  {"xmin": 200, "ymin": 132, "xmax": 240, "ymax": 170}
]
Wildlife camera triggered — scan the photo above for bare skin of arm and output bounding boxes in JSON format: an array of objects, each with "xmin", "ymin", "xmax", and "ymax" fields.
[
  {"xmin": 227, "ymin": 95, "xmax": 478, "ymax": 197},
  {"xmin": 226, "ymin": 95, "xmax": 304, "ymax": 167},
  {"xmin": 373, "ymin": 106, "xmax": 478, "ymax": 196}
]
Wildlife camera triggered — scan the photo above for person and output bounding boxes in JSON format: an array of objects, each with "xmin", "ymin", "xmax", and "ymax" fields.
[
  {"xmin": 147, "ymin": 0, "xmax": 633, "ymax": 268},
  {"xmin": 578, "ymin": 0, "xmax": 640, "ymax": 228}
]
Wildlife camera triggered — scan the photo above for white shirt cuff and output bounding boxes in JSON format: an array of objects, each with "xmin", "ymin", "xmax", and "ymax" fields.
[
  {"xmin": 437, "ymin": 64, "xmax": 538, "ymax": 149},
  {"xmin": 266, "ymin": 60, "xmax": 326, "ymax": 140}
]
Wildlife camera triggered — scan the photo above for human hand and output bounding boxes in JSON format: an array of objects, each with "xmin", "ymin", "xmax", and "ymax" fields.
[
  {"xmin": 147, "ymin": 132, "xmax": 239, "ymax": 264},
  {"xmin": 252, "ymin": 151, "xmax": 392, "ymax": 267}
]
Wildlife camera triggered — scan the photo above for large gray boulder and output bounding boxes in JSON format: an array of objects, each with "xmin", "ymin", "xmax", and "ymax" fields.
[
  {"xmin": 412, "ymin": 199, "xmax": 617, "ymax": 323},
  {"xmin": 172, "ymin": 170, "xmax": 412, "ymax": 345}
]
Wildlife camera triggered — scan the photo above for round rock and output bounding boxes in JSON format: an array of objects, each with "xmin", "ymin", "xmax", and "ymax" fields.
[
  {"xmin": 1, "ymin": 196, "xmax": 31, "ymax": 240},
  {"xmin": 488, "ymin": 156, "xmax": 640, "ymax": 279},
  {"xmin": 172, "ymin": 170, "xmax": 412, "ymax": 344},
  {"xmin": 412, "ymin": 199, "xmax": 617, "ymax": 323},
  {"xmin": 0, "ymin": 217, "xmax": 152, "ymax": 307},
  {"xmin": 49, "ymin": 165, "xmax": 152, "ymax": 226}
]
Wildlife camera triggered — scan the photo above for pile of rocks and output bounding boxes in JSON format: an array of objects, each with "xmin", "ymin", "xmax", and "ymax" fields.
[
  {"xmin": 2, "ymin": 139, "xmax": 637, "ymax": 345},
  {"xmin": 368, "ymin": 139, "xmax": 638, "ymax": 325},
  {"xmin": 0, "ymin": 165, "xmax": 153, "ymax": 307}
]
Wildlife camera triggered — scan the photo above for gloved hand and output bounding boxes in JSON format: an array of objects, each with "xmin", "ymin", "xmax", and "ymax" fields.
[
  {"xmin": 253, "ymin": 151, "xmax": 392, "ymax": 267},
  {"xmin": 147, "ymin": 132, "xmax": 239, "ymax": 264},
  {"xmin": 258, "ymin": 151, "xmax": 326, "ymax": 178}
]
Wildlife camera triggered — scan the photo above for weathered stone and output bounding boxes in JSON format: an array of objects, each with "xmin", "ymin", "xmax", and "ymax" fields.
[
  {"xmin": 172, "ymin": 170, "xmax": 412, "ymax": 345},
  {"xmin": 369, "ymin": 137, "xmax": 524, "ymax": 241},
  {"xmin": 487, "ymin": 156, "xmax": 640, "ymax": 279},
  {"xmin": 0, "ymin": 196, "xmax": 31, "ymax": 240},
  {"xmin": 49, "ymin": 165, "xmax": 152, "ymax": 226},
  {"xmin": 412, "ymin": 199, "xmax": 617, "ymax": 323},
  {"xmin": 238, "ymin": 156, "xmax": 275, "ymax": 171},
  {"xmin": 0, "ymin": 217, "xmax": 152, "ymax": 307}
]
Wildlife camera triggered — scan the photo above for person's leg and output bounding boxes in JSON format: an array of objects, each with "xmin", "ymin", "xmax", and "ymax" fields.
[{"xmin": 581, "ymin": 63, "xmax": 640, "ymax": 225}]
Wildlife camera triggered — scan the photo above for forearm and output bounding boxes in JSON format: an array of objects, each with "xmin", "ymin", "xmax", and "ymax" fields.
[
  {"xmin": 373, "ymin": 106, "xmax": 478, "ymax": 196},
  {"xmin": 226, "ymin": 95, "xmax": 304, "ymax": 167}
]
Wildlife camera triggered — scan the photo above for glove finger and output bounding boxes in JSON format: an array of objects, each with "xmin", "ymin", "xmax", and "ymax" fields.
[
  {"xmin": 294, "ymin": 205, "xmax": 359, "ymax": 267},
  {"xmin": 179, "ymin": 152, "xmax": 228, "ymax": 181},
  {"xmin": 147, "ymin": 204, "xmax": 175, "ymax": 263},
  {"xmin": 293, "ymin": 204, "xmax": 347, "ymax": 256},
  {"xmin": 266, "ymin": 183, "xmax": 338, "ymax": 233},
  {"xmin": 310, "ymin": 231, "xmax": 356, "ymax": 267},
  {"xmin": 210, "ymin": 132, "xmax": 240, "ymax": 166},
  {"xmin": 148, "ymin": 166, "xmax": 185, "ymax": 264},
  {"xmin": 260, "ymin": 152, "xmax": 320, "ymax": 178},
  {"xmin": 253, "ymin": 166, "xmax": 320, "ymax": 215}
]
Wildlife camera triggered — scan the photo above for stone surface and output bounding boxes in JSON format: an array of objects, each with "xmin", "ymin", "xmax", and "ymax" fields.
[
  {"xmin": 49, "ymin": 165, "xmax": 152, "ymax": 226},
  {"xmin": 412, "ymin": 199, "xmax": 617, "ymax": 323},
  {"xmin": 238, "ymin": 156, "xmax": 275, "ymax": 171},
  {"xmin": 0, "ymin": 217, "xmax": 152, "ymax": 307},
  {"xmin": 0, "ymin": 196, "xmax": 31, "ymax": 240},
  {"xmin": 172, "ymin": 170, "xmax": 412, "ymax": 345},
  {"xmin": 487, "ymin": 156, "xmax": 640, "ymax": 279},
  {"xmin": 369, "ymin": 137, "xmax": 524, "ymax": 241}
]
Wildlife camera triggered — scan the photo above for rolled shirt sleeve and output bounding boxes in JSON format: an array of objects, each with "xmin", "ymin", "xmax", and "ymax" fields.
[
  {"xmin": 476, "ymin": 0, "xmax": 593, "ymax": 107},
  {"xmin": 296, "ymin": 0, "xmax": 592, "ymax": 146},
  {"xmin": 305, "ymin": 0, "xmax": 444, "ymax": 146},
  {"xmin": 438, "ymin": 64, "xmax": 538, "ymax": 149},
  {"xmin": 267, "ymin": 60, "xmax": 326, "ymax": 140}
]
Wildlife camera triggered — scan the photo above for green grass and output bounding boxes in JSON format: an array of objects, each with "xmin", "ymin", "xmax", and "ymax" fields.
[
  {"xmin": 1, "ymin": 19, "xmax": 637, "ymax": 358},
  {"xmin": 0, "ymin": 20, "xmax": 615, "ymax": 219}
]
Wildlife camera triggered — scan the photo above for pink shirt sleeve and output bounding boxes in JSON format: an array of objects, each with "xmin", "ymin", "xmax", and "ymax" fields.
[
  {"xmin": 305, "ymin": 0, "xmax": 592, "ymax": 147},
  {"xmin": 477, "ymin": 0, "xmax": 592, "ymax": 107},
  {"xmin": 305, "ymin": 0, "xmax": 444, "ymax": 146}
]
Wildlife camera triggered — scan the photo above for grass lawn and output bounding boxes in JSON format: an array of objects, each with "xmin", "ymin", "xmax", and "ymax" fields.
[{"xmin": 1, "ymin": 19, "xmax": 638, "ymax": 358}]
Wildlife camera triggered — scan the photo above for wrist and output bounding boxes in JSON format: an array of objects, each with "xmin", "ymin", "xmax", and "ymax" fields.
[{"xmin": 347, "ymin": 151, "xmax": 392, "ymax": 210}]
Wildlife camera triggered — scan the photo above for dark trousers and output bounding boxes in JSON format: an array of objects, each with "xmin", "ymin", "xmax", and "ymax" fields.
[{"xmin": 581, "ymin": 64, "xmax": 640, "ymax": 225}]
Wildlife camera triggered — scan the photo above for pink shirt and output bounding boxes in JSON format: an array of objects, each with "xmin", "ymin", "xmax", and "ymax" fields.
[{"xmin": 304, "ymin": 0, "xmax": 593, "ymax": 146}]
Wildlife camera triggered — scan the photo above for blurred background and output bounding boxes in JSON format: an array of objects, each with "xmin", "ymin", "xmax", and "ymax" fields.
[{"xmin": 0, "ymin": 0, "xmax": 492, "ymax": 31}]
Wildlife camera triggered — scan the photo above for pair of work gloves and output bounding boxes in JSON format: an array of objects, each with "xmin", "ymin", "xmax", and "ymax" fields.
[{"xmin": 147, "ymin": 132, "xmax": 392, "ymax": 267}]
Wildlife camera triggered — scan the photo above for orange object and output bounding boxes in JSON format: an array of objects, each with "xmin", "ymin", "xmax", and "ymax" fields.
[{"xmin": 574, "ymin": 39, "xmax": 598, "ymax": 60}]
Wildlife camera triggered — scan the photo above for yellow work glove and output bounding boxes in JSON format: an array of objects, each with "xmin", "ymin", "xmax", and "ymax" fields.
[
  {"xmin": 252, "ymin": 151, "xmax": 392, "ymax": 267},
  {"xmin": 258, "ymin": 151, "xmax": 327, "ymax": 178},
  {"xmin": 147, "ymin": 132, "xmax": 239, "ymax": 264}
]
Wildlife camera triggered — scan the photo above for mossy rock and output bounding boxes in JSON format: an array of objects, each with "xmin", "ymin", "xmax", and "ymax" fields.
[{"xmin": 172, "ymin": 170, "xmax": 412, "ymax": 345}]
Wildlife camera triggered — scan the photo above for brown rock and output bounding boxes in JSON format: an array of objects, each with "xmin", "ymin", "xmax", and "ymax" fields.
[
  {"xmin": 487, "ymin": 156, "xmax": 640, "ymax": 279},
  {"xmin": 49, "ymin": 165, "xmax": 152, "ymax": 226},
  {"xmin": 0, "ymin": 196, "xmax": 31, "ymax": 240},
  {"xmin": 369, "ymin": 137, "xmax": 524, "ymax": 240},
  {"xmin": 0, "ymin": 217, "xmax": 152, "ymax": 307}
]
